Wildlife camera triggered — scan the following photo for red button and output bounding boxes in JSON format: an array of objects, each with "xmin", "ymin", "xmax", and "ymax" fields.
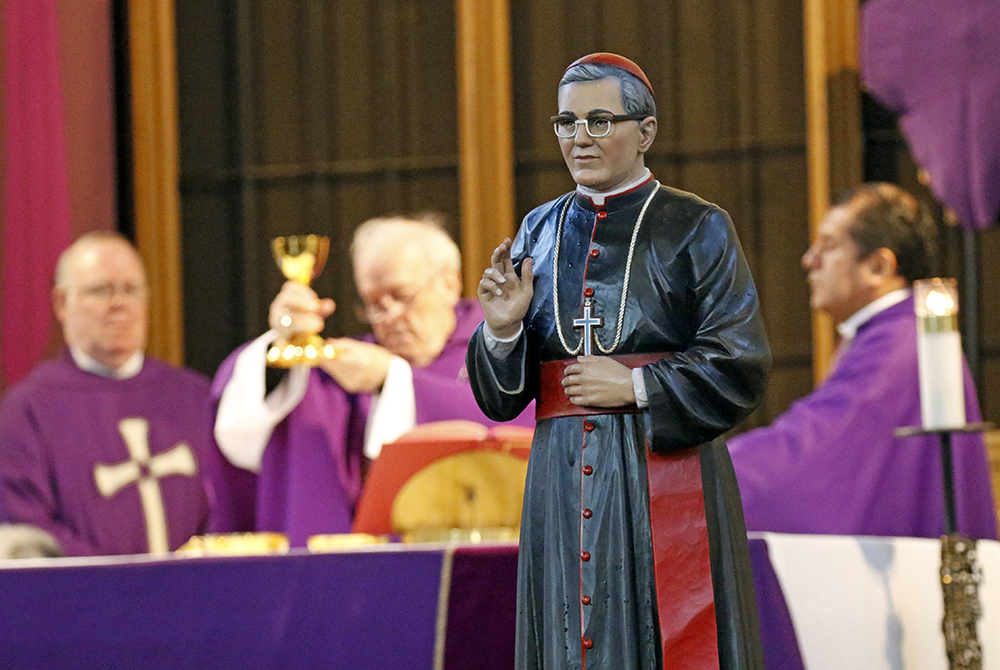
[
  {"xmin": 582, "ymin": 595, "xmax": 591, "ymax": 605},
  {"xmin": 583, "ymin": 287, "xmax": 595, "ymax": 298},
  {"xmin": 590, "ymin": 248, "xmax": 600, "ymax": 258},
  {"xmin": 583, "ymin": 509, "xmax": 592, "ymax": 519},
  {"xmin": 596, "ymin": 210, "xmax": 607, "ymax": 219},
  {"xmin": 583, "ymin": 422, "xmax": 595, "ymax": 432},
  {"xmin": 581, "ymin": 551, "xmax": 591, "ymax": 561},
  {"xmin": 582, "ymin": 638, "xmax": 594, "ymax": 649},
  {"xmin": 583, "ymin": 465, "xmax": 593, "ymax": 475}
]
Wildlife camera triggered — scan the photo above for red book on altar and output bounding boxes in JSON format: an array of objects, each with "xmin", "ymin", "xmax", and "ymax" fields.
[{"xmin": 352, "ymin": 421, "xmax": 533, "ymax": 537}]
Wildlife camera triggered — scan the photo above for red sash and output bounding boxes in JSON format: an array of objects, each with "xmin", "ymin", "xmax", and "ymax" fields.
[{"xmin": 536, "ymin": 356, "xmax": 719, "ymax": 669}]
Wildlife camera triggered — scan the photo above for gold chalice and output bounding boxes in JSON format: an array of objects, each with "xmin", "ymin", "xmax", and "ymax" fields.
[{"xmin": 266, "ymin": 234, "xmax": 337, "ymax": 367}]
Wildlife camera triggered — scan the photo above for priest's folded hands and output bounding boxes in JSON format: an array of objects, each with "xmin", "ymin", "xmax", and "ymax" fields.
[{"xmin": 267, "ymin": 280, "xmax": 394, "ymax": 393}]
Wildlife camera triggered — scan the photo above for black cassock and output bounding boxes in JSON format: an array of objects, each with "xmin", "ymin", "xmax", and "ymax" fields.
[{"xmin": 466, "ymin": 178, "xmax": 770, "ymax": 669}]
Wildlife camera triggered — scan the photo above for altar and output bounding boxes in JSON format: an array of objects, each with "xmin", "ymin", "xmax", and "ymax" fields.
[
  {"xmin": 0, "ymin": 534, "xmax": 997, "ymax": 669},
  {"xmin": 0, "ymin": 542, "xmax": 518, "ymax": 670}
]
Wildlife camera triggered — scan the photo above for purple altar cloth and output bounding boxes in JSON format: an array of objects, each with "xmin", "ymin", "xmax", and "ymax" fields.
[
  {"xmin": 0, "ymin": 540, "xmax": 797, "ymax": 669},
  {"xmin": 0, "ymin": 544, "xmax": 521, "ymax": 670},
  {"xmin": 445, "ymin": 545, "xmax": 518, "ymax": 669},
  {"xmin": 748, "ymin": 539, "xmax": 805, "ymax": 670},
  {"xmin": 861, "ymin": 0, "xmax": 1000, "ymax": 231}
]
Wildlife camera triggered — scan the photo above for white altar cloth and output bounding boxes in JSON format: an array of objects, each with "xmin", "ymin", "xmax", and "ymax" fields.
[{"xmin": 759, "ymin": 532, "xmax": 999, "ymax": 669}]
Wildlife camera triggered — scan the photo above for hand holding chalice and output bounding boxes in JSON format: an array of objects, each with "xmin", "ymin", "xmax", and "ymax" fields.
[{"xmin": 266, "ymin": 235, "xmax": 337, "ymax": 367}]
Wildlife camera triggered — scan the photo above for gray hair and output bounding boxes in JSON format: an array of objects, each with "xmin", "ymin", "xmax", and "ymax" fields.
[
  {"xmin": 559, "ymin": 63, "xmax": 656, "ymax": 118},
  {"xmin": 350, "ymin": 213, "xmax": 461, "ymax": 273}
]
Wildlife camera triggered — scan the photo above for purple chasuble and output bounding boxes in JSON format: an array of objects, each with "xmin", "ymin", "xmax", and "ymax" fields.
[
  {"xmin": 211, "ymin": 299, "xmax": 534, "ymax": 547},
  {"xmin": 730, "ymin": 297, "xmax": 998, "ymax": 539},
  {"xmin": 0, "ymin": 353, "xmax": 220, "ymax": 556}
]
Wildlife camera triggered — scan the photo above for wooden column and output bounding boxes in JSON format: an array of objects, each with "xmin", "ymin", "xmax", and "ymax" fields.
[
  {"xmin": 128, "ymin": 0, "xmax": 183, "ymax": 364},
  {"xmin": 455, "ymin": 0, "xmax": 515, "ymax": 295},
  {"xmin": 803, "ymin": 0, "xmax": 862, "ymax": 381}
]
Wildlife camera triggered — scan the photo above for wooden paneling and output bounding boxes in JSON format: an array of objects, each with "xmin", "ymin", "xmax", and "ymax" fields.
[
  {"xmin": 176, "ymin": 0, "xmax": 459, "ymax": 375},
  {"xmin": 803, "ymin": 0, "xmax": 862, "ymax": 382},
  {"xmin": 128, "ymin": 0, "xmax": 183, "ymax": 365},
  {"xmin": 456, "ymin": 0, "xmax": 515, "ymax": 294},
  {"xmin": 977, "ymin": 226, "xmax": 1000, "ymax": 421}
]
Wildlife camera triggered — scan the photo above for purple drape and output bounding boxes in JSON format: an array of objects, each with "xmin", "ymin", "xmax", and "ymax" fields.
[
  {"xmin": 2, "ymin": 0, "xmax": 73, "ymax": 388},
  {"xmin": 861, "ymin": 0, "xmax": 1000, "ymax": 231}
]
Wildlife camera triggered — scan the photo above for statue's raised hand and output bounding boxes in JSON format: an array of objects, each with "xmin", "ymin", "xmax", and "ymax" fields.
[{"xmin": 478, "ymin": 238, "xmax": 533, "ymax": 339}]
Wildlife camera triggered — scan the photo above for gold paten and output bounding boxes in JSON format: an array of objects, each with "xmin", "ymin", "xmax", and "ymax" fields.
[
  {"xmin": 391, "ymin": 451, "xmax": 527, "ymax": 539},
  {"xmin": 176, "ymin": 532, "xmax": 289, "ymax": 556},
  {"xmin": 267, "ymin": 234, "xmax": 336, "ymax": 367},
  {"xmin": 307, "ymin": 533, "xmax": 387, "ymax": 552},
  {"xmin": 402, "ymin": 527, "xmax": 519, "ymax": 544}
]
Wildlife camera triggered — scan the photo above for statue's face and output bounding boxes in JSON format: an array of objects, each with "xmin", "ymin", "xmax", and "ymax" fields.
[{"xmin": 556, "ymin": 77, "xmax": 653, "ymax": 192}]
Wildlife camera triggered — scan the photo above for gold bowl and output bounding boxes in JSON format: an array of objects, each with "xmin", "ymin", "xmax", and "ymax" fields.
[{"xmin": 176, "ymin": 532, "xmax": 289, "ymax": 556}]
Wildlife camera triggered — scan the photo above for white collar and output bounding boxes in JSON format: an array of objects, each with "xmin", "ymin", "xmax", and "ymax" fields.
[
  {"xmin": 576, "ymin": 168, "xmax": 652, "ymax": 206},
  {"xmin": 836, "ymin": 288, "xmax": 910, "ymax": 340},
  {"xmin": 69, "ymin": 346, "xmax": 144, "ymax": 380}
]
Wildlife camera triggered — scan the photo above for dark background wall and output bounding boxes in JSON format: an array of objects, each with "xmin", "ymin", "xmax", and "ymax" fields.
[
  {"xmin": 176, "ymin": 1, "xmax": 462, "ymax": 378},
  {"xmin": 172, "ymin": 0, "xmax": 1000, "ymax": 428}
]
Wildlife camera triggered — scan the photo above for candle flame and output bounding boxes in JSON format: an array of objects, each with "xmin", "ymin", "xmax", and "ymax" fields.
[{"xmin": 925, "ymin": 290, "xmax": 956, "ymax": 316}]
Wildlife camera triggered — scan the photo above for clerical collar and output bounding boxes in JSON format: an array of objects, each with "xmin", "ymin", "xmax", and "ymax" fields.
[
  {"xmin": 69, "ymin": 346, "xmax": 144, "ymax": 380},
  {"xmin": 837, "ymin": 288, "xmax": 910, "ymax": 340},
  {"xmin": 576, "ymin": 168, "xmax": 652, "ymax": 206}
]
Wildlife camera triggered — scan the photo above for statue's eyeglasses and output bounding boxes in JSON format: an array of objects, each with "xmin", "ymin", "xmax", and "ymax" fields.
[{"xmin": 551, "ymin": 113, "xmax": 648, "ymax": 138}]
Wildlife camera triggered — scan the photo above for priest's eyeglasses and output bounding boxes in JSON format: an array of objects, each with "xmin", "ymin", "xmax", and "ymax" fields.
[
  {"xmin": 76, "ymin": 282, "xmax": 147, "ymax": 302},
  {"xmin": 551, "ymin": 113, "xmax": 648, "ymax": 138},
  {"xmin": 357, "ymin": 267, "xmax": 445, "ymax": 324}
]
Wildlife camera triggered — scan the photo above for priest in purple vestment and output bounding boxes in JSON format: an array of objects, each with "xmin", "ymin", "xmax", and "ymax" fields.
[
  {"xmin": 729, "ymin": 183, "xmax": 998, "ymax": 539},
  {"xmin": 212, "ymin": 215, "xmax": 533, "ymax": 547},
  {"xmin": 0, "ymin": 232, "xmax": 226, "ymax": 557}
]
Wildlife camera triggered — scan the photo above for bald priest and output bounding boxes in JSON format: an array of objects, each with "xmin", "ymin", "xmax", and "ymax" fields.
[{"xmin": 0, "ymin": 233, "xmax": 233, "ymax": 557}]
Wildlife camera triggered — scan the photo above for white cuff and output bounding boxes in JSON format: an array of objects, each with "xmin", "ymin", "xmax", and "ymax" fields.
[
  {"xmin": 214, "ymin": 330, "xmax": 310, "ymax": 471},
  {"xmin": 632, "ymin": 366, "xmax": 648, "ymax": 409},
  {"xmin": 364, "ymin": 356, "xmax": 416, "ymax": 459},
  {"xmin": 483, "ymin": 322, "xmax": 523, "ymax": 360}
]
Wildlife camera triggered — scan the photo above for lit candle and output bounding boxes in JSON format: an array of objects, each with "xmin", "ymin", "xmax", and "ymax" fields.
[{"xmin": 914, "ymin": 278, "xmax": 966, "ymax": 430}]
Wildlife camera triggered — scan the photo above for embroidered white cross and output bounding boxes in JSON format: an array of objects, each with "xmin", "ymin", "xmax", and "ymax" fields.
[{"xmin": 93, "ymin": 418, "xmax": 198, "ymax": 554}]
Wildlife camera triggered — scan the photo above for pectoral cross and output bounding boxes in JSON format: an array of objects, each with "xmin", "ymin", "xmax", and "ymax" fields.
[
  {"xmin": 573, "ymin": 298, "xmax": 604, "ymax": 356},
  {"xmin": 93, "ymin": 418, "xmax": 198, "ymax": 554}
]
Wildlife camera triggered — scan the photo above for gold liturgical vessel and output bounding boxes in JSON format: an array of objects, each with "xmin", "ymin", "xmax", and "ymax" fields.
[{"xmin": 267, "ymin": 234, "xmax": 337, "ymax": 367}]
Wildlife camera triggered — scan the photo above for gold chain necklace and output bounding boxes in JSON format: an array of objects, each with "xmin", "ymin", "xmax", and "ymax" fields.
[{"xmin": 552, "ymin": 182, "xmax": 660, "ymax": 355}]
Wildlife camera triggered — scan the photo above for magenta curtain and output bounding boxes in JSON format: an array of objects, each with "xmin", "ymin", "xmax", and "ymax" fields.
[{"xmin": 2, "ymin": 0, "xmax": 73, "ymax": 389}]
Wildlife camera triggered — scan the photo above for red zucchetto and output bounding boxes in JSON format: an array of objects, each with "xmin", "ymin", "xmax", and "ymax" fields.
[{"xmin": 564, "ymin": 52, "xmax": 653, "ymax": 95}]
